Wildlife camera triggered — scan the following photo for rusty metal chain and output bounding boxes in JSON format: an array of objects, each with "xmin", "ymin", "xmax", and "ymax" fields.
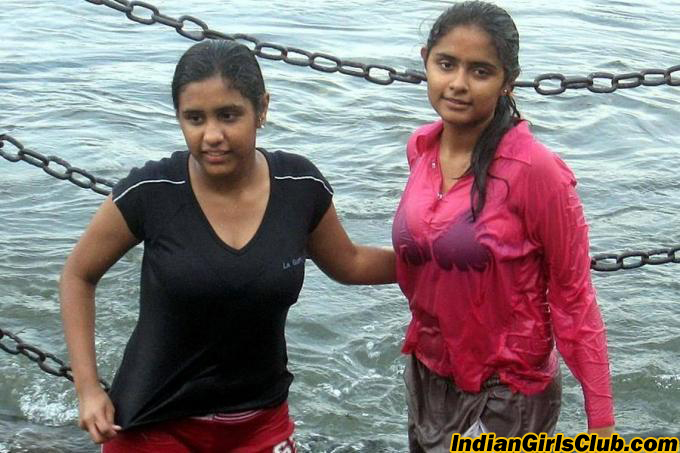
[
  {"xmin": 83, "ymin": 0, "xmax": 425, "ymax": 86},
  {"xmin": 515, "ymin": 69, "xmax": 680, "ymax": 95},
  {"xmin": 0, "ymin": 133, "xmax": 114, "ymax": 388},
  {"xmin": 0, "ymin": 327, "xmax": 110, "ymax": 391},
  {"xmin": 591, "ymin": 247, "xmax": 680, "ymax": 272},
  {"xmin": 82, "ymin": 0, "xmax": 680, "ymax": 92},
  {"xmin": 0, "ymin": 134, "xmax": 114, "ymax": 196}
]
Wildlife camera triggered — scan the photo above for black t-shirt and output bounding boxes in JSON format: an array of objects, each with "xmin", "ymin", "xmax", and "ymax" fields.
[{"xmin": 108, "ymin": 149, "xmax": 333, "ymax": 429}]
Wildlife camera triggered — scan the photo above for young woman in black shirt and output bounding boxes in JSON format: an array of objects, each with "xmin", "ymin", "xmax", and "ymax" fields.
[{"xmin": 60, "ymin": 39, "xmax": 395, "ymax": 452}]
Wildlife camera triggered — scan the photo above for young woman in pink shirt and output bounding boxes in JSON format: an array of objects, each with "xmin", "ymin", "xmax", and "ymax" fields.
[{"xmin": 392, "ymin": 1, "xmax": 615, "ymax": 448}]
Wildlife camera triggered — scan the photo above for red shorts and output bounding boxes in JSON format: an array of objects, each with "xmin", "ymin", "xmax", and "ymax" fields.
[{"xmin": 102, "ymin": 402, "xmax": 296, "ymax": 453}]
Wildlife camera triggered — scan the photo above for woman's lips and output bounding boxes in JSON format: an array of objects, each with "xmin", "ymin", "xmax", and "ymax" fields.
[
  {"xmin": 443, "ymin": 97, "xmax": 471, "ymax": 109},
  {"xmin": 202, "ymin": 150, "xmax": 230, "ymax": 163}
]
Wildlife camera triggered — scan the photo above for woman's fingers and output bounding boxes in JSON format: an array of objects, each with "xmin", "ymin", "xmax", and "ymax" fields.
[
  {"xmin": 78, "ymin": 390, "xmax": 121, "ymax": 443},
  {"xmin": 94, "ymin": 417, "xmax": 120, "ymax": 441},
  {"xmin": 83, "ymin": 415, "xmax": 119, "ymax": 443},
  {"xmin": 86, "ymin": 419, "xmax": 106, "ymax": 444},
  {"xmin": 104, "ymin": 402, "xmax": 122, "ymax": 432}
]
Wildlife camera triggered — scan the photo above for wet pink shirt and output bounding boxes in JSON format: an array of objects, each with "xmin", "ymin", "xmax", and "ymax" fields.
[{"xmin": 392, "ymin": 120, "xmax": 614, "ymax": 429}]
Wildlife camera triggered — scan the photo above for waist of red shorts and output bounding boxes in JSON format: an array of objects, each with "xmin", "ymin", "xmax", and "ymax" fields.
[{"xmin": 105, "ymin": 401, "xmax": 294, "ymax": 452}]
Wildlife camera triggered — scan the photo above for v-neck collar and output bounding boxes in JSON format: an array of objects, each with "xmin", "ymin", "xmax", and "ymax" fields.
[{"xmin": 184, "ymin": 148, "xmax": 275, "ymax": 255}]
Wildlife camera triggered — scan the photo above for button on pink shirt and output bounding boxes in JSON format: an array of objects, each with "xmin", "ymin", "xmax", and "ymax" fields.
[{"xmin": 393, "ymin": 120, "xmax": 614, "ymax": 429}]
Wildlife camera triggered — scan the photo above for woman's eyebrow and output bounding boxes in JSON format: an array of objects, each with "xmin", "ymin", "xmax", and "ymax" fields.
[{"xmin": 433, "ymin": 52, "xmax": 499, "ymax": 69}]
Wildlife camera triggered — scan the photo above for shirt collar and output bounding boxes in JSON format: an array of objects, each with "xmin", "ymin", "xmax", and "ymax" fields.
[{"xmin": 414, "ymin": 119, "xmax": 534, "ymax": 165}]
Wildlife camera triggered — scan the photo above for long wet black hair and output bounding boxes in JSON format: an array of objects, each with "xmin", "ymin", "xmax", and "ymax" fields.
[
  {"xmin": 424, "ymin": 1, "xmax": 522, "ymax": 220},
  {"xmin": 171, "ymin": 40, "xmax": 267, "ymax": 117}
]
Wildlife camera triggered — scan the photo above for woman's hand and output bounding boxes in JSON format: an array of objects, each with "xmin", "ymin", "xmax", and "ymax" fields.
[
  {"xmin": 588, "ymin": 425, "xmax": 615, "ymax": 437},
  {"xmin": 78, "ymin": 385, "xmax": 121, "ymax": 443}
]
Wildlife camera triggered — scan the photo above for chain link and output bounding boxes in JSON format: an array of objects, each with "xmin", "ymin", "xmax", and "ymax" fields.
[
  {"xmin": 83, "ymin": 0, "xmax": 679, "ymax": 93},
  {"xmin": 0, "ymin": 327, "xmax": 110, "ymax": 391},
  {"xmin": 591, "ymin": 247, "xmax": 680, "ymax": 272},
  {"xmin": 0, "ymin": 134, "xmax": 114, "ymax": 196},
  {"xmin": 525, "ymin": 67, "xmax": 680, "ymax": 95}
]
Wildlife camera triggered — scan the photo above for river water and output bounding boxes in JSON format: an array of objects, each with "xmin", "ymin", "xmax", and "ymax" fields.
[{"xmin": 1, "ymin": 1, "xmax": 679, "ymax": 451}]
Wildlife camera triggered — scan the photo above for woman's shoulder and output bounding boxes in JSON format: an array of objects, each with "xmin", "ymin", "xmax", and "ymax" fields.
[
  {"xmin": 122, "ymin": 150, "xmax": 186, "ymax": 179},
  {"xmin": 113, "ymin": 151, "xmax": 188, "ymax": 201},
  {"xmin": 264, "ymin": 148, "xmax": 334, "ymax": 195},
  {"xmin": 500, "ymin": 121, "xmax": 576, "ymax": 188},
  {"xmin": 265, "ymin": 148, "xmax": 324, "ymax": 177}
]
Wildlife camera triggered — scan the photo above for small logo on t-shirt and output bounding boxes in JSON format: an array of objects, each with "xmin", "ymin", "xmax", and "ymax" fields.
[{"xmin": 283, "ymin": 256, "xmax": 305, "ymax": 269}]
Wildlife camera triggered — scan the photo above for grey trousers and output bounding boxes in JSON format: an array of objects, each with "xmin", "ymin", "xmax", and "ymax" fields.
[{"xmin": 404, "ymin": 355, "xmax": 562, "ymax": 453}]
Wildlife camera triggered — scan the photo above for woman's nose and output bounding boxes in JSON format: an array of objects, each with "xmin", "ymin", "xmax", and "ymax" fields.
[
  {"xmin": 203, "ymin": 119, "xmax": 224, "ymax": 144},
  {"xmin": 448, "ymin": 67, "xmax": 468, "ymax": 92}
]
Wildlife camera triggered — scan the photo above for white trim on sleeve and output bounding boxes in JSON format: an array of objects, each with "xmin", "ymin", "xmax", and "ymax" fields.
[
  {"xmin": 274, "ymin": 175, "xmax": 333, "ymax": 195},
  {"xmin": 113, "ymin": 179, "xmax": 186, "ymax": 203}
]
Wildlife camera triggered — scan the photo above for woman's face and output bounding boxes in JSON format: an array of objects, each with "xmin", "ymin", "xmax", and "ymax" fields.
[
  {"xmin": 177, "ymin": 74, "xmax": 268, "ymax": 180},
  {"xmin": 422, "ymin": 24, "xmax": 509, "ymax": 131}
]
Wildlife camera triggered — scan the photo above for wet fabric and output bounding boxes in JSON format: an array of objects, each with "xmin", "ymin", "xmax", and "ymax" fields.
[
  {"xmin": 110, "ymin": 149, "xmax": 333, "ymax": 429},
  {"xmin": 405, "ymin": 355, "xmax": 561, "ymax": 452},
  {"xmin": 102, "ymin": 401, "xmax": 296, "ymax": 453},
  {"xmin": 392, "ymin": 120, "xmax": 613, "ymax": 428}
]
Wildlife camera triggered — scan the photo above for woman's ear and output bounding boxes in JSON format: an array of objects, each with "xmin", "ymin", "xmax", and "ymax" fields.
[
  {"xmin": 258, "ymin": 92, "xmax": 271, "ymax": 128},
  {"xmin": 420, "ymin": 47, "xmax": 429, "ymax": 68}
]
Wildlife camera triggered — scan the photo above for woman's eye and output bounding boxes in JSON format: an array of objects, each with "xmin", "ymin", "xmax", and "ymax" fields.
[{"xmin": 474, "ymin": 68, "xmax": 491, "ymax": 77}]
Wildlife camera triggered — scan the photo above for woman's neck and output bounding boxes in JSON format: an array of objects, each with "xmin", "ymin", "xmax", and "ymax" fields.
[
  {"xmin": 439, "ymin": 117, "xmax": 491, "ymax": 159},
  {"xmin": 190, "ymin": 150, "xmax": 263, "ymax": 196}
]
